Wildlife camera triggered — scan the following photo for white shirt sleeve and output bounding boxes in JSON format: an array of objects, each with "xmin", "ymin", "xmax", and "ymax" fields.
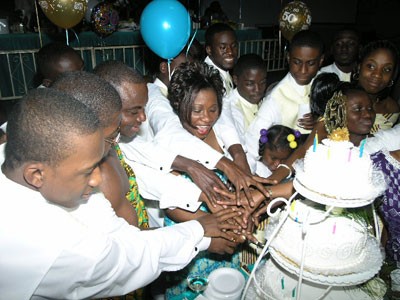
[
  {"xmin": 365, "ymin": 124, "xmax": 400, "ymax": 154},
  {"xmin": 119, "ymin": 136, "xmax": 176, "ymax": 173},
  {"xmin": 255, "ymin": 160, "xmax": 273, "ymax": 178},
  {"xmin": 214, "ymin": 102, "xmax": 242, "ymax": 149},
  {"xmin": 244, "ymin": 95, "xmax": 281, "ymax": 168},
  {"xmin": 146, "ymin": 83, "xmax": 223, "ymax": 169},
  {"xmin": 226, "ymin": 100, "xmax": 246, "ymax": 145},
  {"xmin": 129, "ymin": 160, "xmax": 202, "ymax": 212},
  {"xmin": 34, "ymin": 194, "xmax": 209, "ymax": 299},
  {"xmin": 0, "ymin": 121, "xmax": 7, "ymax": 132}
]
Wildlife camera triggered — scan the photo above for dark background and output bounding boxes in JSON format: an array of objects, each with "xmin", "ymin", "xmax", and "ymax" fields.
[{"xmin": 1, "ymin": 0, "xmax": 399, "ymax": 42}]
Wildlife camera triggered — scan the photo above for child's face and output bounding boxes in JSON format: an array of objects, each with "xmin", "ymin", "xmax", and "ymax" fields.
[
  {"xmin": 233, "ymin": 68, "xmax": 267, "ymax": 105},
  {"xmin": 346, "ymin": 90, "xmax": 375, "ymax": 136},
  {"xmin": 206, "ymin": 31, "xmax": 238, "ymax": 71},
  {"xmin": 358, "ymin": 48, "xmax": 395, "ymax": 95},
  {"xmin": 182, "ymin": 88, "xmax": 220, "ymax": 140},
  {"xmin": 261, "ymin": 147, "xmax": 292, "ymax": 172},
  {"xmin": 332, "ymin": 31, "xmax": 359, "ymax": 67},
  {"xmin": 287, "ymin": 46, "xmax": 323, "ymax": 85}
]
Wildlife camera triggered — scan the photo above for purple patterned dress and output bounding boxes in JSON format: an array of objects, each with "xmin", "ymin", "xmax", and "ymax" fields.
[{"xmin": 371, "ymin": 150, "xmax": 400, "ymax": 263}]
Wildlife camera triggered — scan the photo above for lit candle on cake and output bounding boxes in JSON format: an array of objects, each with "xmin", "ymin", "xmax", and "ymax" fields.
[
  {"xmin": 313, "ymin": 133, "xmax": 318, "ymax": 152},
  {"xmin": 327, "ymin": 146, "xmax": 331, "ymax": 160},
  {"xmin": 359, "ymin": 139, "xmax": 366, "ymax": 157},
  {"xmin": 348, "ymin": 148, "xmax": 352, "ymax": 162}
]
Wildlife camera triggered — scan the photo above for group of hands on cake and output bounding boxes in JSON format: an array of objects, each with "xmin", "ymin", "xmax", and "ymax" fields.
[{"xmin": 216, "ymin": 87, "xmax": 379, "ymax": 251}]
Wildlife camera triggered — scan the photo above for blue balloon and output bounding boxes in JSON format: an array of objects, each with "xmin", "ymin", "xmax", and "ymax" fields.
[{"xmin": 140, "ymin": 0, "xmax": 191, "ymax": 60}]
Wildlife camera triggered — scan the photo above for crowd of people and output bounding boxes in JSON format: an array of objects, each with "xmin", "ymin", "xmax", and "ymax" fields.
[{"xmin": 0, "ymin": 23, "xmax": 399, "ymax": 300}]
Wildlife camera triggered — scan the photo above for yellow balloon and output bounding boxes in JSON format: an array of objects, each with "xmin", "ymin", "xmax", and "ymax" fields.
[
  {"xmin": 39, "ymin": 0, "xmax": 87, "ymax": 29},
  {"xmin": 279, "ymin": 1, "xmax": 312, "ymax": 41}
]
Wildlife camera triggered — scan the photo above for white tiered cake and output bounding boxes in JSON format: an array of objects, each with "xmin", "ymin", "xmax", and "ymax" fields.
[
  {"xmin": 246, "ymin": 258, "xmax": 386, "ymax": 300},
  {"xmin": 266, "ymin": 199, "xmax": 382, "ymax": 283},
  {"xmin": 245, "ymin": 137, "xmax": 386, "ymax": 300},
  {"xmin": 293, "ymin": 139, "xmax": 385, "ymax": 207}
]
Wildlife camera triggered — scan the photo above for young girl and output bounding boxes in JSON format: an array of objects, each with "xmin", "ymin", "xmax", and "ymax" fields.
[
  {"xmin": 256, "ymin": 125, "xmax": 302, "ymax": 178},
  {"xmin": 354, "ymin": 39, "xmax": 399, "ymax": 134}
]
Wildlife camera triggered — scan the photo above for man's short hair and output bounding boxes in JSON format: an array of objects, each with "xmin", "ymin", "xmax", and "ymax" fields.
[{"xmin": 4, "ymin": 88, "xmax": 100, "ymax": 170}]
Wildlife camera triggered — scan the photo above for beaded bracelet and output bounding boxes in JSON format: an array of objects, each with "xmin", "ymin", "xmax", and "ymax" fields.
[{"xmin": 277, "ymin": 163, "xmax": 292, "ymax": 179}]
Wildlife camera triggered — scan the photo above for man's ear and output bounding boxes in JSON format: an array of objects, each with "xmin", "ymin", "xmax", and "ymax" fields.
[
  {"xmin": 319, "ymin": 54, "xmax": 325, "ymax": 67},
  {"xmin": 205, "ymin": 45, "xmax": 212, "ymax": 57},
  {"xmin": 232, "ymin": 74, "xmax": 238, "ymax": 86},
  {"xmin": 286, "ymin": 52, "xmax": 291, "ymax": 64},
  {"xmin": 23, "ymin": 163, "xmax": 45, "ymax": 189}
]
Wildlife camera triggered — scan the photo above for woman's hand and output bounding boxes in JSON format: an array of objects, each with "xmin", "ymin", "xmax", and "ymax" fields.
[
  {"xmin": 217, "ymin": 157, "xmax": 272, "ymax": 207},
  {"xmin": 183, "ymin": 159, "xmax": 233, "ymax": 208}
]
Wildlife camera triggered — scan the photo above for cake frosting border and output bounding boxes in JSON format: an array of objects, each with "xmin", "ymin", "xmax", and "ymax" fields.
[
  {"xmin": 269, "ymin": 234, "xmax": 383, "ymax": 286},
  {"xmin": 293, "ymin": 159, "xmax": 386, "ymax": 208},
  {"xmin": 245, "ymin": 258, "xmax": 386, "ymax": 300}
]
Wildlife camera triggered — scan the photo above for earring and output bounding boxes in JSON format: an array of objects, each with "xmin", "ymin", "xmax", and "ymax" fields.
[
  {"xmin": 351, "ymin": 71, "xmax": 359, "ymax": 82},
  {"xmin": 388, "ymin": 79, "xmax": 394, "ymax": 87}
]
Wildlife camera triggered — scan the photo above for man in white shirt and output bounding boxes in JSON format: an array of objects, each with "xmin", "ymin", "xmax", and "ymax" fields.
[
  {"xmin": 320, "ymin": 28, "xmax": 360, "ymax": 82},
  {"xmin": 93, "ymin": 60, "xmax": 235, "ymax": 228},
  {"xmin": 204, "ymin": 22, "xmax": 238, "ymax": 95},
  {"xmin": 224, "ymin": 53, "xmax": 268, "ymax": 173},
  {"xmin": 0, "ymin": 88, "xmax": 238, "ymax": 299},
  {"xmin": 203, "ymin": 23, "xmax": 255, "ymax": 174},
  {"xmin": 245, "ymin": 30, "xmax": 325, "ymax": 169}
]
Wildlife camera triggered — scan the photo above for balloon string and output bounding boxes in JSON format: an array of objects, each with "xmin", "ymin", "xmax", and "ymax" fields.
[
  {"xmin": 167, "ymin": 58, "xmax": 172, "ymax": 81},
  {"xmin": 279, "ymin": 30, "xmax": 282, "ymax": 52},
  {"xmin": 71, "ymin": 29, "xmax": 80, "ymax": 47},
  {"xmin": 279, "ymin": 0, "xmax": 282, "ymax": 52},
  {"xmin": 186, "ymin": 29, "xmax": 198, "ymax": 59},
  {"xmin": 65, "ymin": 29, "xmax": 69, "ymax": 46},
  {"xmin": 34, "ymin": 0, "xmax": 43, "ymax": 48}
]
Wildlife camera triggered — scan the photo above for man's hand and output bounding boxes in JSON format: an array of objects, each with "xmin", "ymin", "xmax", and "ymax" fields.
[
  {"xmin": 197, "ymin": 208, "xmax": 242, "ymax": 239},
  {"xmin": 208, "ymin": 238, "xmax": 238, "ymax": 255}
]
